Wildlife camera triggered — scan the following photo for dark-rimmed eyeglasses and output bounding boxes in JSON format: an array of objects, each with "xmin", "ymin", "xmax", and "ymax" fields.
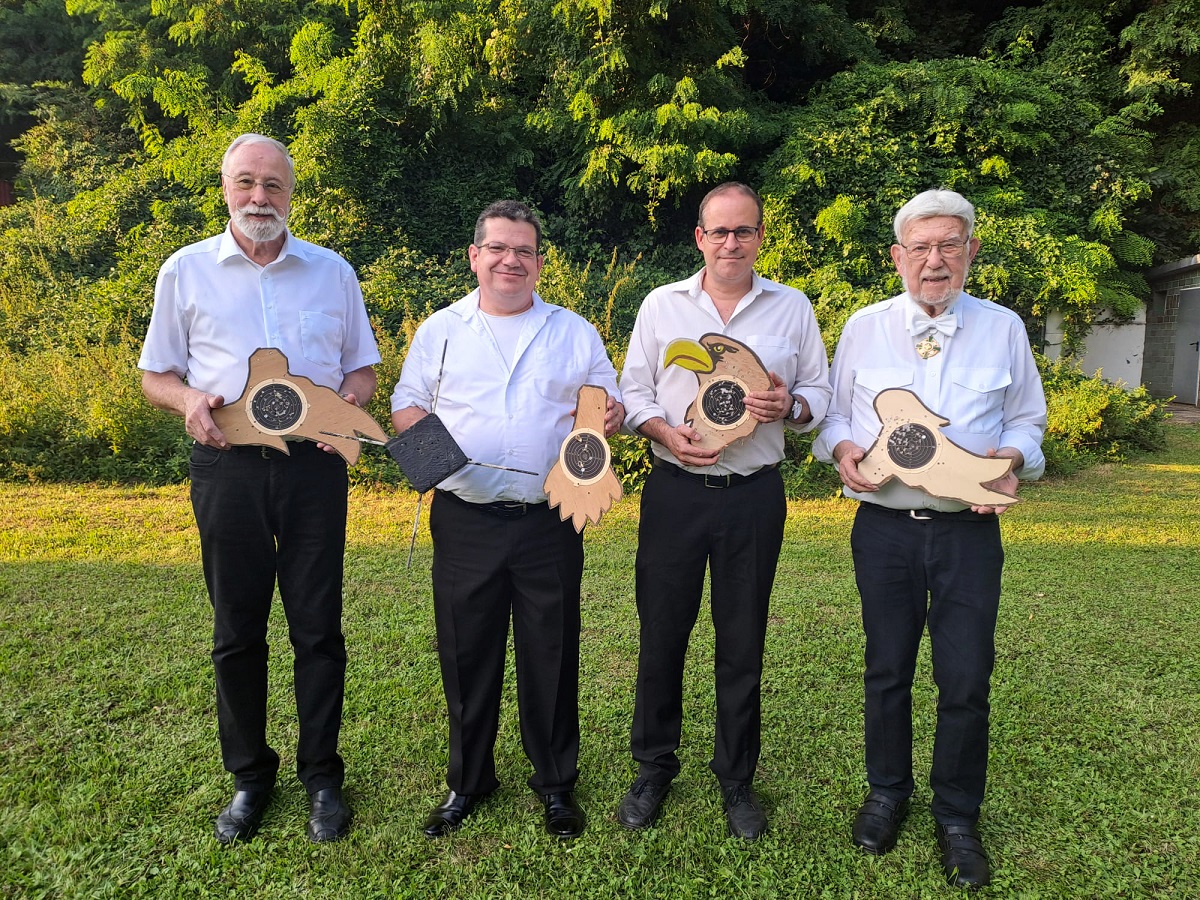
[{"xmin": 700, "ymin": 226, "xmax": 761, "ymax": 244}]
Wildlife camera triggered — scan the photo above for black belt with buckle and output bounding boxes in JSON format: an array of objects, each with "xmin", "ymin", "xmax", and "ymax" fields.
[
  {"xmin": 859, "ymin": 502, "xmax": 991, "ymax": 522},
  {"xmin": 652, "ymin": 458, "xmax": 779, "ymax": 489},
  {"xmin": 435, "ymin": 489, "xmax": 546, "ymax": 519}
]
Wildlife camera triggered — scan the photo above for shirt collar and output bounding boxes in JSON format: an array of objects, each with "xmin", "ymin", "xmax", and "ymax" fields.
[
  {"xmin": 454, "ymin": 288, "xmax": 553, "ymax": 324},
  {"xmin": 216, "ymin": 225, "xmax": 301, "ymax": 266},
  {"xmin": 686, "ymin": 268, "xmax": 769, "ymax": 303}
]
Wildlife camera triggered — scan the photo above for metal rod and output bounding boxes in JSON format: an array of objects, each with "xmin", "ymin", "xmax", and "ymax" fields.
[
  {"xmin": 407, "ymin": 339, "xmax": 450, "ymax": 570},
  {"xmin": 468, "ymin": 461, "xmax": 540, "ymax": 476},
  {"xmin": 318, "ymin": 430, "xmax": 387, "ymax": 445}
]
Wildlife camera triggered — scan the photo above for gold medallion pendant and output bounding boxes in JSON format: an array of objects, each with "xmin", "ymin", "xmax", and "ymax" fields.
[{"xmin": 915, "ymin": 333, "xmax": 941, "ymax": 359}]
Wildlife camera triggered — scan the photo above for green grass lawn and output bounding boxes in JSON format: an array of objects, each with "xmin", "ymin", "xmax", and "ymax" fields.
[{"xmin": 2, "ymin": 428, "xmax": 1198, "ymax": 898}]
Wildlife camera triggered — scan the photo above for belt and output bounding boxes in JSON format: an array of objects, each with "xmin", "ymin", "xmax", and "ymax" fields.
[
  {"xmin": 435, "ymin": 489, "xmax": 546, "ymax": 519},
  {"xmin": 859, "ymin": 502, "xmax": 992, "ymax": 522},
  {"xmin": 652, "ymin": 457, "xmax": 779, "ymax": 489}
]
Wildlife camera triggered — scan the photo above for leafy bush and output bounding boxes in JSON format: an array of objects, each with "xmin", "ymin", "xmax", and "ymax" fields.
[
  {"xmin": 1039, "ymin": 354, "xmax": 1169, "ymax": 474},
  {"xmin": 0, "ymin": 339, "xmax": 189, "ymax": 483}
]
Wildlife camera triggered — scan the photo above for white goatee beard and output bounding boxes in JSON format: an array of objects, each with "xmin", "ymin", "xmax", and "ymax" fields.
[{"xmin": 234, "ymin": 205, "xmax": 287, "ymax": 242}]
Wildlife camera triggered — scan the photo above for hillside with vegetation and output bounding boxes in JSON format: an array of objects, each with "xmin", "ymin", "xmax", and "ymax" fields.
[{"xmin": 0, "ymin": 0, "xmax": 1184, "ymax": 486}]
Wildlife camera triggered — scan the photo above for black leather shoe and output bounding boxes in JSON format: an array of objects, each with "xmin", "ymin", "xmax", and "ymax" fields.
[
  {"xmin": 542, "ymin": 791, "xmax": 586, "ymax": 838},
  {"xmin": 214, "ymin": 789, "xmax": 271, "ymax": 844},
  {"xmin": 616, "ymin": 777, "xmax": 671, "ymax": 830},
  {"xmin": 423, "ymin": 790, "xmax": 490, "ymax": 838},
  {"xmin": 721, "ymin": 784, "xmax": 767, "ymax": 841},
  {"xmin": 307, "ymin": 787, "xmax": 352, "ymax": 843},
  {"xmin": 937, "ymin": 822, "xmax": 991, "ymax": 890},
  {"xmin": 852, "ymin": 792, "xmax": 909, "ymax": 855}
]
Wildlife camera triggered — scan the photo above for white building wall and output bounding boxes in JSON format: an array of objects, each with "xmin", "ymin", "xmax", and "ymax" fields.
[{"xmin": 1042, "ymin": 307, "xmax": 1147, "ymax": 387}]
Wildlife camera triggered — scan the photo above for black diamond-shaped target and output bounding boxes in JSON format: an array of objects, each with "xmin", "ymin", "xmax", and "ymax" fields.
[
  {"xmin": 249, "ymin": 382, "xmax": 304, "ymax": 431},
  {"xmin": 385, "ymin": 414, "xmax": 469, "ymax": 493},
  {"xmin": 886, "ymin": 423, "xmax": 938, "ymax": 469},
  {"xmin": 701, "ymin": 379, "xmax": 747, "ymax": 427},
  {"xmin": 562, "ymin": 431, "xmax": 607, "ymax": 481}
]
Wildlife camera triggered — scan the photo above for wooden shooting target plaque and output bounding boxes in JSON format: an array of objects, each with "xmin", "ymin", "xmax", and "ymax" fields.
[
  {"xmin": 211, "ymin": 347, "xmax": 387, "ymax": 465},
  {"xmin": 856, "ymin": 388, "xmax": 1019, "ymax": 507},
  {"xmin": 544, "ymin": 385, "xmax": 622, "ymax": 531},
  {"xmin": 664, "ymin": 334, "xmax": 771, "ymax": 451}
]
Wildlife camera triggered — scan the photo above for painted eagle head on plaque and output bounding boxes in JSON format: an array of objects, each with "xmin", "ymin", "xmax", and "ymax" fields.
[{"xmin": 664, "ymin": 333, "xmax": 772, "ymax": 452}]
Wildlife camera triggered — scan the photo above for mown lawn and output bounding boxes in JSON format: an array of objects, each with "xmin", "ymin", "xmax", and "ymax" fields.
[{"xmin": 2, "ymin": 427, "xmax": 1198, "ymax": 898}]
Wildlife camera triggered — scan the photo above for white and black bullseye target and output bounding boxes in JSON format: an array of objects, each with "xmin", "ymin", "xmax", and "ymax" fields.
[
  {"xmin": 559, "ymin": 428, "xmax": 610, "ymax": 486},
  {"xmin": 699, "ymin": 378, "xmax": 749, "ymax": 430},
  {"xmin": 247, "ymin": 379, "xmax": 308, "ymax": 435},
  {"xmin": 885, "ymin": 422, "xmax": 938, "ymax": 470}
]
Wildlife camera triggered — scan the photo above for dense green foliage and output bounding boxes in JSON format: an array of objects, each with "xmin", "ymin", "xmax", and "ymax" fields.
[{"xmin": 0, "ymin": 0, "xmax": 1190, "ymax": 485}]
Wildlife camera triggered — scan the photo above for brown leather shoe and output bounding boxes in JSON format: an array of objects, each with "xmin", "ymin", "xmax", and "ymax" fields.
[
  {"xmin": 937, "ymin": 822, "xmax": 991, "ymax": 890},
  {"xmin": 423, "ymin": 789, "xmax": 491, "ymax": 838},
  {"xmin": 852, "ymin": 792, "xmax": 909, "ymax": 855},
  {"xmin": 214, "ymin": 789, "xmax": 271, "ymax": 844}
]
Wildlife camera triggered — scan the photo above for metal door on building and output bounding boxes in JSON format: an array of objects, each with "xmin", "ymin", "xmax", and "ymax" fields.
[{"xmin": 1171, "ymin": 287, "xmax": 1200, "ymax": 405}]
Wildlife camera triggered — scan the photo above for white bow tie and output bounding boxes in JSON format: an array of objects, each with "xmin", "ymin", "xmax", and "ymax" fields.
[{"xmin": 912, "ymin": 310, "xmax": 957, "ymax": 338}]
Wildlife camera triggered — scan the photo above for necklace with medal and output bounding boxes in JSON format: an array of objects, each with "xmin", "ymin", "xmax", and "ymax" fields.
[{"xmin": 915, "ymin": 329, "xmax": 941, "ymax": 359}]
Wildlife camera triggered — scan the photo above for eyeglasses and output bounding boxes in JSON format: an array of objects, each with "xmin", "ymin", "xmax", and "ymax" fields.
[
  {"xmin": 475, "ymin": 242, "xmax": 539, "ymax": 260},
  {"xmin": 900, "ymin": 240, "xmax": 967, "ymax": 260},
  {"xmin": 700, "ymin": 226, "xmax": 761, "ymax": 244},
  {"xmin": 222, "ymin": 173, "xmax": 289, "ymax": 195}
]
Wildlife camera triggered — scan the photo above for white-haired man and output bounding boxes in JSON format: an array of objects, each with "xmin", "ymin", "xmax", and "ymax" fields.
[
  {"xmin": 814, "ymin": 189, "xmax": 1046, "ymax": 889},
  {"xmin": 140, "ymin": 132, "xmax": 380, "ymax": 844}
]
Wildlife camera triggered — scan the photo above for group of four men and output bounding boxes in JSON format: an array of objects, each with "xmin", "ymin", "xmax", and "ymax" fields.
[{"xmin": 140, "ymin": 133, "xmax": 1046, "ymax": 891}]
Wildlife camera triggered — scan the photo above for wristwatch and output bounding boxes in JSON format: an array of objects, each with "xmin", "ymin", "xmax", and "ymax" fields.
[{"xmin": 790, "ymin": 397, "xmax": 805, "ymax": 421}]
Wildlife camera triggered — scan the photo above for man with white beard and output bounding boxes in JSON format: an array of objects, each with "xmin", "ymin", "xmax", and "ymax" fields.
[{"xmin": 139, "ymin": 133, "xmax": 381, "ymax": 845}]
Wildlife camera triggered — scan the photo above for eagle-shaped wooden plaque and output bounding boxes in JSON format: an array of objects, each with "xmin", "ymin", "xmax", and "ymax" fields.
[
  {"xmin": 211, "ymin": 347, "xmax": 387, "ymax": 465},
  {"xmin": 857, "ymin": 388, "xmax": 1019, "ymax": 507},
  {"xmin": 543, "ymin": 385, "xmax": 623, "ymax": 532},
  {"xmin": 664, "ymin": 334, "xmax": 772, "ymax": 452}
]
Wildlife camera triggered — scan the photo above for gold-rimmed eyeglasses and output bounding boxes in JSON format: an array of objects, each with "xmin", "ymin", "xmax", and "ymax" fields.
[
  {"xmin": 222, "ymin": 173, "xmax": 289, "ymax": 195},
  {"xmin": 900, "ymin": 240, "xmax": 967, "ymax": 260},
  {"xmin": 475, "ymin": 242, "xmax": 539, "ymax": 261}
]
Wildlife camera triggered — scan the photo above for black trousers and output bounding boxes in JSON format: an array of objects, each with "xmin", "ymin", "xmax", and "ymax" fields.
[
  {"xmin": 850, "ymin": 502, "xmax": 1003, "ymax": 825},
  {"xmin": 429, "ymin": 492, "xmax": 584, "ymax": 796},
  {"xmin": 630, "ymin": 465, "xmax": 785, "ymax": 787},
  {"xmin": 190, "ymin": 441, "xmax": 348, "ymax": 794}
]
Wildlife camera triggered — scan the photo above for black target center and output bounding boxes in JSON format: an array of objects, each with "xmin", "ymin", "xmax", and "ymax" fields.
[
  {"xmin": 250, "ymin": 383, "xmax": 304, "ymax": 431},
  {"xmin": 563, "ymin": 432, "xmax": 607, "ymax": 480},
  {"xmin": 701, "ymin": 379, "xmax": 746, "ymax": 427},
  {"xmin": 886, "ymin": 423, "xmax": 937, "ymax": 469}
]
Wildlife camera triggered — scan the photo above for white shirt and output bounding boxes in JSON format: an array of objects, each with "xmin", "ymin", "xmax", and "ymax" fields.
[
  {"xmin": 390, "ymin": 290, "xmax": 621, "ymax": 503},
  {"xmin": 813, "ymin": 291, "xmax": 1047, "ymax": 511},
  {"xmin": 139, "ymin": 227, "xmax": 381, "ymax": 400},
  {"xmin": 620, "ymin": 269, "xmax": 832, "ymax": 476}
]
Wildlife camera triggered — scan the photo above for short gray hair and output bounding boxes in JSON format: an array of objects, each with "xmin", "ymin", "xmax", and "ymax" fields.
[
  {"xmin": 221, "ymin": 133, "xmax": 295, "ymax": 184},
  {"xmin": 893, "ymin": 189, "xmax": 974, "ymax": 243},
  {"xmin": 474, "ymin": 199, "xmax": 543, "ymax": 246}
]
